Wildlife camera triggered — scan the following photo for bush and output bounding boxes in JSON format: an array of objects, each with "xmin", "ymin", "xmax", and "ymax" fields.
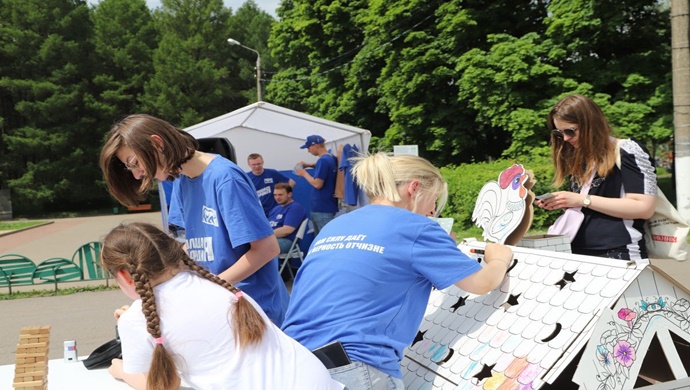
[{"xmin": 441, "ymin": 155, "xmax": 559, "ymax": 232}]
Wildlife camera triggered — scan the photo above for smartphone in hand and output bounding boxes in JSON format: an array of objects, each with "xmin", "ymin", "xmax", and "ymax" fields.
[{"xmin": 535, "ymin": 193, "xmax": 554, "ymax": 201}]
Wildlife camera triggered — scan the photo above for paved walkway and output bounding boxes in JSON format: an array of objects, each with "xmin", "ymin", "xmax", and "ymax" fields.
[
  {"xmin": 0, "ymin": 212, "xmax": 163, "ymax": 365},
  {"xmin": 0, "ymin": 212, "xmax": 163, "ymax": 261}
]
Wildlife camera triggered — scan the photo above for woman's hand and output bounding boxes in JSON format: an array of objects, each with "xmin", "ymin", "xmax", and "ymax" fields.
[
  {"xmin": 484, "ymin": 243, "xmax": 513, "ymax": 268},
  {"xmin": 114, "ymin": 305, "xmax": 130, "ymax": 321},
  {"xmin": 455, "ymin": 243, "xmax": 513, "ymax": 295},
  {"xmin": 109, "ymin": 358, "xmax": 149, "ymax": 390},
  {"xmin": 535, "ymin": 191, "xmax": 584, "ymax": 210},
  {"xmin": 108, "ymin": 358, "xmax": 125, "ymax": 380}
]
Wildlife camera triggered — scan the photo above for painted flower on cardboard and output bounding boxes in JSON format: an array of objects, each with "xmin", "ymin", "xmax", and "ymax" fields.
[
  {"xmin": 595, "ymin": 296, "xmax": 690, "ymax": 389},
  {"xmin": 617, "ymin": 308, "xmax": 636, "ymax": 328},
  {"xmin": 596, "ymin": 345, "xmax": 612, "ymax": 370},
  {"xmin": 613, "ymin": 340, "xmax": 636, "ymax": 367}
]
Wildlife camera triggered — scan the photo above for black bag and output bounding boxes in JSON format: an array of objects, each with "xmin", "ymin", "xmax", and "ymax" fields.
[{"xmin": 82, "ymin": 327, "xmax": 122, "ymax": 370}]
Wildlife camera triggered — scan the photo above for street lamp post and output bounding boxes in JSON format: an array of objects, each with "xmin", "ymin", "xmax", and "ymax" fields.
[{"xmin": 227, "ymin": 38, "xmax": 262, "ymax": 102}]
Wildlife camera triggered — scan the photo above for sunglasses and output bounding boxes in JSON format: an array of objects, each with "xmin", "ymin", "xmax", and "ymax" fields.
[{"xmin": 551, "ymin": 128, "xmax": 577, "ymax": 138}]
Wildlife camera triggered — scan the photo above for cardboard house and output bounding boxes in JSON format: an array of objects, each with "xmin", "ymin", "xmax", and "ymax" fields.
[{"xmin": 401, "ymin": 240, "xmax": 690, "ymax": 389}]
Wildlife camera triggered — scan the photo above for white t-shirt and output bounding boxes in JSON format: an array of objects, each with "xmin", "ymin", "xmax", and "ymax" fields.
[{"xmin": 118, "ymin": 271, "xmax": 343, "ymax": 390}]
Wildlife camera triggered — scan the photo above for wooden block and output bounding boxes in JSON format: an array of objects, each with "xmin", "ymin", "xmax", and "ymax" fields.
[
  {"xmin": 13, "ymin": 383, "xmax": 47, "ymax": 390},
  {"xmin": 14, "ymin": 372, "xmax": 46, "ymax": 381},
  {"xmin": 19, "ymin": 326, "xmax": 50, "ymax": 335},
  {"xmin": 16, "ymin": 344, "xmax": 48, "ymax": 351},
  {"xmin": 14, "ymin": 363, "xmax": 45, "ymax": 375},
  {"xmin": 14, "ymin": 326, "xmax": 50, "ymax": 390},
  {"xmin": 16, "ymin": 343, "xmax": 48, "ymax": 354}
]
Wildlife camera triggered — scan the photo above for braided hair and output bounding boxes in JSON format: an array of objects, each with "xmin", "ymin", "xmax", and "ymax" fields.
[{"xmin": 101, "ymin": 222, "xmax": 266, "ymax": 390}]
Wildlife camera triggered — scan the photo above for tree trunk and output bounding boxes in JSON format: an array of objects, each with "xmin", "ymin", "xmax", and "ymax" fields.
[{"xmin": 671, "ymin": 0, "xmax": 690, "ymax": 223}]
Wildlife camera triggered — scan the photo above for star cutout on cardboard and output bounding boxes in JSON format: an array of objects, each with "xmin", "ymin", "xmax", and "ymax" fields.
[
  {"xmin": 412, "ymin": 330, "xmax": 427, "ymax": 347},
  {"xmin": 500, "ymin": 293, "xmax": 521, "ymax": 311},
  {"xmin": 563, "ymin": 271, "xmax": 576, "ymax": 282},
  {"xmin": 473, "ymin": 363, "xmax": 496, "ymax": 382},
  {"xmin": 450, "ymin": 296, "xmax": 468, "ymax": 312},
  {"xmin": 555, "ymin": 271, "xmax": 577, "ymax": 290}
]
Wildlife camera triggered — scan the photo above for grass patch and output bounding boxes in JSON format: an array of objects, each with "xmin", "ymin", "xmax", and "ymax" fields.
[
  {"xmin": 0, "ymin": 284, "xmax": 118, "ymax": 300},
  {"xmin": 0, "ymin": 220, "xmax": 47, "ymax": 230}
]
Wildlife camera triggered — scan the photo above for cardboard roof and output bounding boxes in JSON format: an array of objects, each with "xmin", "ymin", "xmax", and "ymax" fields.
[{"xmin": 402, "ymin": 241, "xmax": 690, "ymax": 389}]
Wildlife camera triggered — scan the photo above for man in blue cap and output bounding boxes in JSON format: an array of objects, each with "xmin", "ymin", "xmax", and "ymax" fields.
[{"xmin": 295, "ymin": 135, "xmax": 338, "ymax": 235}]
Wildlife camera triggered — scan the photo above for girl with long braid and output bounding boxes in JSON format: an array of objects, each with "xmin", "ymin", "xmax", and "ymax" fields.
[{"xmin": 102, "ymin": 222, "xmax": 343, "ymax": 390}]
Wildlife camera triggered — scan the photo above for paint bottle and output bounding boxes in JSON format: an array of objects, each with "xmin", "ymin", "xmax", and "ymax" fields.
[{"xmin": 64, "ymin": 340, "xmax": 78, "ymax": 363}]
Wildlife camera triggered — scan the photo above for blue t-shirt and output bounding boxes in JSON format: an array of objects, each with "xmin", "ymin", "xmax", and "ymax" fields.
[
  {"xmin": 311, "ymin": 154, "xmax": 338, "ymax": 213},
  {"xmin": 247, "ymin": 169, "xmax": 290, "ymax": 216},
  {"xmin": 168, "ymin": 156, "xmax": 289, "ymax": 325},
  {"xmin": 282, "ymin": 205, "xmax": 481, "ymax": 378},
  {"xmin": 339, "ymin": 144, "xmax": 359, "ymax": 206},
  {"xmin": 268, "ymin": 201, "xmax": 307, "ymax": 242}
]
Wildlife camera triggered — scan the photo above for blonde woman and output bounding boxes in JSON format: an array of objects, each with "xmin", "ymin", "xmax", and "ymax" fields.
[
  {"xmin": 102, "ymin": 222, "xmax": 343, "ymax": 390},
  {"xmin": 282, "ymin": 153, "xmax": 513, "ymax": 390}
]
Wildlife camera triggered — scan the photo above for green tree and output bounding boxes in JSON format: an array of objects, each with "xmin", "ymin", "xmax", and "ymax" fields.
[
  {"xmin": 0, "ymin": 0, "xmax": 104, "ymax": 215},
  {"xmin": 90, "ymin": 0, "xmax": 158, "ymax": 118},
  {"xmin": 141, "ymin": 0, "xmax": 238, "ymax": 126},
  {"xmin": 457, "ymin": 0, "xmax": 671, "ymax": 159},
  {"xmin": 268, "ymin": 0, "xmax": 671, "ymax": 165},
  {"xmin": 267, "ymin": 0, "xmax": 370, "ymax": 124},
  {"xmin": 227, "ymin": 0, "xmax": 275, "ymax": 103},
  {"xmin": 375, "ymin": 0, "xmax": 551, "ymax": 163}
]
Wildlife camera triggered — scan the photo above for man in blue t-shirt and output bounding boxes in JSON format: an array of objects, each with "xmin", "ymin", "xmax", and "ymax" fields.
[
  {"xmin": 295, "ymin": 135, "xmax": 338, "ymax": 235},
  {"xmin": 267, "ymin": 183, "xmax": 307, "ymax": 253},
  {"xmin": 247, "ymin": 153, "xmax": 296, "ymax": 216}
]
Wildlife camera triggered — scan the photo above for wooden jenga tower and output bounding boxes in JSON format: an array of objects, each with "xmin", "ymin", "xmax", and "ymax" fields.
[{"xmin": 13, "ymin": 326, "xmax": 50, "ymax": 390}]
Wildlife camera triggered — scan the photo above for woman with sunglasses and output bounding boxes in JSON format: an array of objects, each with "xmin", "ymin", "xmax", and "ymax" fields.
[
  {"xmin": 99, "ymin": 114, "xmax": 289, "ymax": 325},
  {"xmin": 536, "ymin": 94, "xmax": 657, "ymax": 260}
]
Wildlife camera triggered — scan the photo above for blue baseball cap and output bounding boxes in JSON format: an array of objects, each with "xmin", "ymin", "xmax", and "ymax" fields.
[{"xmin": 300, "ymin": 135, "xmax": 325, "ymax": 149}]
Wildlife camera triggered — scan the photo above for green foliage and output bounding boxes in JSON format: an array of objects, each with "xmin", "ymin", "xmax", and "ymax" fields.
[
  {"xmin": 267, "ymin": 0, "xmax": 671, "ymax": 167},
  {"xmin": 141, "ymin": 0, "xmax": 235, "ymax": 126},
  {"xmin": 90, "ymin": 0, "xmax": 158, "ymax": 117},
  {"xmin": 0, "ymin": 0, "xmax": 274, "ymax": 217},
  {"xmin": 0, "ymin": 0, "xmax": 677, "ymax": 218},
  {"xmin": 227, "ymin": 0, "xmax": 276, "ymax": 103},
  {"xmin": 441, "ymin": 153, "xmax": 558, "ymax": 232},
  {"xmin": 0, "ymin": 0, "xmax": 105, "ymax": 215}
]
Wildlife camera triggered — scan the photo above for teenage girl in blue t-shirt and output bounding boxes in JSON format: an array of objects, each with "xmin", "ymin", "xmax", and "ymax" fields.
[
  {"xmin": 99, "ymin": 114, "xmax": 289, "ymax": 325},
  {"xmin": 282, "ymin": 153, "xmax": 513, "ymax": 389}
]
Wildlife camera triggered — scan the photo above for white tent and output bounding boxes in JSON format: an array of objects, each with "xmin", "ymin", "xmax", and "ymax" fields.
[{"xmin": 184, "ymin": 102, "xmax": 372, "ymax": 170}]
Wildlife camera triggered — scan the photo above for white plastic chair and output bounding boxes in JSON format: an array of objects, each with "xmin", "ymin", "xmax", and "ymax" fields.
[{"xmin": 278, "ymin": 219, "xmax": 309, "ymax": 280}]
